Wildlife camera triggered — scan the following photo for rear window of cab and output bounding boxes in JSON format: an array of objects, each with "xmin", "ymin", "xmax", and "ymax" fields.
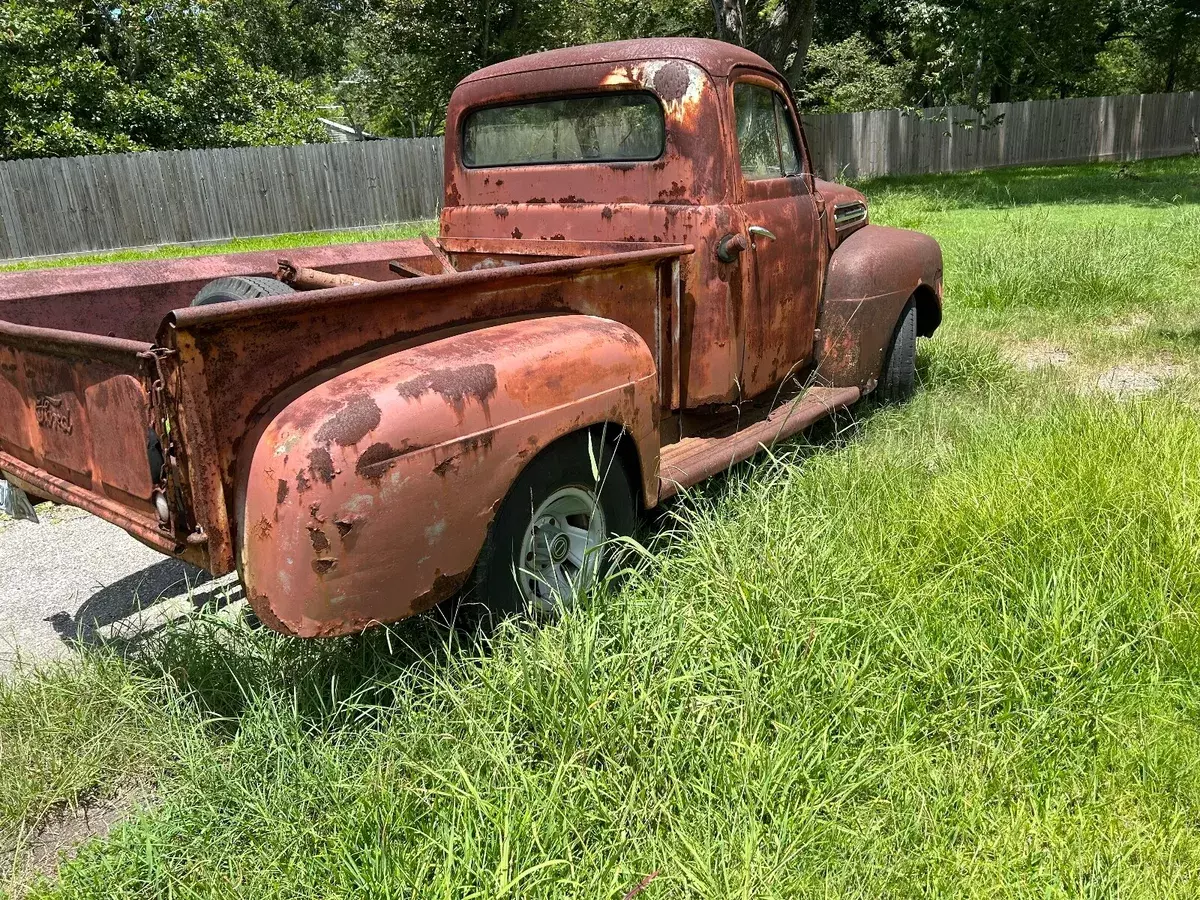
[{"xmin": 462, "ymin": 92, "xmax": 665, "ymax": 168}]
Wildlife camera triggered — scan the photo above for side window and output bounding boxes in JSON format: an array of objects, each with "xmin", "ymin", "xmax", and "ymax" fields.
[
  {"xmin": 733, "ymin": 82, "xmax": 803, "ymax": 180},
  {"xmin": 775, "ymin": 94, "xmax": 801, "ymax": 176}
]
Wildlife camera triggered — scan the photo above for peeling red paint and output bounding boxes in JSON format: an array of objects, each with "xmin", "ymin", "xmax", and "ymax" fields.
[{"xmin": 308, "ymin": 525, "xmax": 330, "ymax": 552}]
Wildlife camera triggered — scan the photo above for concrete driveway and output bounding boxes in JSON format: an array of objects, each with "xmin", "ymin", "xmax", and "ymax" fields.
[{"xmin": 0, "ymin": 503, "xmax": 241, "ymax": 673}]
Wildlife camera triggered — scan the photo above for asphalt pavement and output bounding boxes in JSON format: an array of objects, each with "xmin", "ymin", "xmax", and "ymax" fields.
[{"xmin": 0, "ymin": 503, "xmax": 240, "ymax": 673}]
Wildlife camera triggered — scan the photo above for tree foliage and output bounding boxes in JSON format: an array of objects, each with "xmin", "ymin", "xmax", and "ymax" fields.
[
  {"xmin": 2, "ymin": 0, "xmax": 1196, "ymax": 158},
  {"xmin": 800, "ymin": 33, "xmax": 914, "ymax": 112},
  {"xmin": 0, "ymin": 0, "xmax": 342, "ymax": 159},
  {"xmin": 342, "ymin": 0, "xmax": 712, "ymax": 137}
]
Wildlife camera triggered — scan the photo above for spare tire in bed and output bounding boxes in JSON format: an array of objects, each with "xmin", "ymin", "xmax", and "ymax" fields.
[{"xmin": 190, "ymin": 276, "xmax": 295, "ymax": 307}]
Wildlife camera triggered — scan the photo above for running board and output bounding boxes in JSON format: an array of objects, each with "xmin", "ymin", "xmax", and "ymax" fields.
[{"xmin": 657, "ymin": 385, "xmax": 861, "ymax": 500}]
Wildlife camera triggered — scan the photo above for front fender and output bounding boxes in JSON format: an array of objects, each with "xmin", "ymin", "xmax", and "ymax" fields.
[
  {"xmin": 239, "ymin": 315, "xmax": 658, "ymax": 637},
  {"xmin": 815, "ymin": 224, "xmax": 943, "ymax": 388}
]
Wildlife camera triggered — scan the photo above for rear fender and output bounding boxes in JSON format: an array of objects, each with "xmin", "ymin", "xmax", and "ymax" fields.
[
  {"xmin": 815, "ymin": 224, "xmax": 943, "ymax": 389},
  {"xmin": 238, "ymin": 315, "xmax": 658, "ymax": 637}
]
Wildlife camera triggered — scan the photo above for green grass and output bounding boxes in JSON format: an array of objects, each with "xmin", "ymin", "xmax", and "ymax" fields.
[
  {"xmin": 0, "ymin": 222, "xmax": 436, "ymax": 272},
  {"xmin": 4, "ymin": 155, "xmax": 1200, "ymax": 898},
  {"xmin": 862, "ymin": 156, "xmax": 1200, "ymax": 350}
]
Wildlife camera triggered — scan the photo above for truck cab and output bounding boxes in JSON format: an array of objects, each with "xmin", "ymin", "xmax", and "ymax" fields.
[{"xmin": 440, "ymin": 39, "xmax": 942, "ymax": 407}]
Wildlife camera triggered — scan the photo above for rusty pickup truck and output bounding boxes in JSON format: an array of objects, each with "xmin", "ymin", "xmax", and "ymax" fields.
[{"xmin": 0, "ymin": 38, "xmax": 942, "ymax": 636}]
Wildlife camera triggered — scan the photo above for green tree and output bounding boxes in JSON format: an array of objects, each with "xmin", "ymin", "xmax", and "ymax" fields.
[
  {"xmin": 0, "ymin": 0, "xmax": 337, "ymax": 160},
  {"xmin": 800, "ymin": 33, "xmax": 915, "ymax": 111}
]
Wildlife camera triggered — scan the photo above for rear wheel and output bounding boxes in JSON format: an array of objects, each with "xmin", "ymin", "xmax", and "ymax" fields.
[
  {"xmin": 469, "ymin": 430, "xmax": 637, "ymax": 623},
  {"xmin": 878, "ymin": 300, "xmax": 917, "ymax": 402},
  {"xmin": 190, "ymin": 275, "xmax": 294, "ymax": 307}
]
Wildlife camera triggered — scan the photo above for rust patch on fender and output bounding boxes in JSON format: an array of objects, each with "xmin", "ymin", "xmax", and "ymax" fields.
[
  {"xmin": 308, "ymin": 525, "xmax": 330, "ymax": 552},
  {"xmin": 315, "ymin": 393, "xmax": 381, "ymax": 447},
  {"xmin": 396, "ymin": 363, "xmax": 498, "ymax": 412},
  {"xmin": 335, "ymin": 517, "xmax": 359, "ymax": 551},
  {"xmin": 432, "ymin": 455, "xmax": 458, "ymax": 477},
  {"xmin": 312, "ymin": 558, "xmax": 337, "ymax": 575},
  {"xmin": 276, "ymin": 478, "xmax": 289, "ymax": 505},
  {"xmin": 409, "ymin": 571, "xmax": 469, "ymax": 614},
  {"xmin": 356, "ymin": 441, "xmax": 400, "ymax": 482},
  {"xmin": 307, "ymin": 447, "xmax": 335, "ymax": 485}
]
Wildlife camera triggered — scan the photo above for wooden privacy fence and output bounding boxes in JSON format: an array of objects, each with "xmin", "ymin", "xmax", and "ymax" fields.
[
  {"xmin": 803, "ymin": 91, "xmax": 1200, "ymax": 180},
  {"xmin": 0, "ymin": 91, "xmax": 1197, "ymax": 261},
  {"xmin": 0, "ymin": 138, "xmax": 443, "ymax": 261}
]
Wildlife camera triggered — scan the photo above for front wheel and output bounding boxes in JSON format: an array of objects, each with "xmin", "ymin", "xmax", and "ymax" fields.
[
  {"xmin": 878, "ymin": 300, "xmax": 918, "ymax": 402},
  {"xmin": 469, "ymin": 430, "xmax": 637, "ymax": 622}
]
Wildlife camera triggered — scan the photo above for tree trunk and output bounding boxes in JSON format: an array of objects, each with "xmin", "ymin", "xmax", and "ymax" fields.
[
  {"xmin": 712, "ymin": 0, "xmax": 746, "ymax": 47},
  {"xmin": 480, "ymin": 0, "xmax": 492, "ymax": 65},
  {"xmin": 741, "ymin": 0, "xmax": 817, "ymax": 86},
  {"xmin": 781, "ymin": 0, "xmax": 817, "ymax": 87},
  {"xmin": 709, "ymin": 0, "xmax": 815, "ymax": 85},
  {"xmin": 1164, "ymin": 7, "xmax": 1187, "ymax": 93},
  {"xmin": 969, "ymin": 50, "xmax": 984, "ymax": 110}
]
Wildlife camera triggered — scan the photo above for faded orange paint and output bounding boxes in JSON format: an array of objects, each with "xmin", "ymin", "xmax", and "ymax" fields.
[{"xmin": 240, "ymin": 316, "xmax": 658, "ymax": 636}]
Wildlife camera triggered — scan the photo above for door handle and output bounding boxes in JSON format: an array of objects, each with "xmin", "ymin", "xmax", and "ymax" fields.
[{"xmin": 748, "ymin": 225, "xmax": 776, "ymax": 242}]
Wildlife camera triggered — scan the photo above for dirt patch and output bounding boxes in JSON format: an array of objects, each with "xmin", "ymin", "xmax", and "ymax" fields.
[
  {"xmin": 1095, "ymin": 363, "xmax": 1180, "ymax": 397},
  {"xmin": 4, "ymin": 783, "xmax": 153, "ymax": 895},
  {"xmin": 1104, "ymin": 313, "xmax": 1151, "ymax": 335},
  {"xmin": 1019, "ymin": 343, "xmax": 1072, "ymax": 370}
]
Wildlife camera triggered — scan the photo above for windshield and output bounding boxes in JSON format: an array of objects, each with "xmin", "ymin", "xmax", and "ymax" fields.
[{"xmin": 462, "ymin": 93, "xmax": 665, "ymax": 167}]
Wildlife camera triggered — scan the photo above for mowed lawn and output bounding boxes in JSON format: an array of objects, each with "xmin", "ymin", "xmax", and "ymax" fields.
[
  {"xmin": 0, "ymin": 222, "xmax": 433, "ymax": 272},
  {"xmin": 3, "ymin": 156, "xmax": 1200, "ymax": 898}
]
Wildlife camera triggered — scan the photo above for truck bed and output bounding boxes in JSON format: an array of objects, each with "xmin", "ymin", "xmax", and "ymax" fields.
[{"xmin": 0, "ymin": 238, "xmax": 692, "ymax": 570}]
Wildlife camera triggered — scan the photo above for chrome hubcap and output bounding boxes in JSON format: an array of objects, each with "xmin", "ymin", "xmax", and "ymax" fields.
[{"xmin": 517, "ymin": 486, "xmax": 607, "ymax": 611}]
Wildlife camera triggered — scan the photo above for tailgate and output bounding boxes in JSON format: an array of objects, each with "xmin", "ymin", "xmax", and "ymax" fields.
[{"xmin": 0, "ymin": 321, "xmax": 175, "ymax": 554}]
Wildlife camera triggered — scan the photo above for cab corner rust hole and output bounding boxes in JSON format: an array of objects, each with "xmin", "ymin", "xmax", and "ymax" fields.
[{"xmin": 652, "ymin": 61, "xmax": 690, "ymax": 102}]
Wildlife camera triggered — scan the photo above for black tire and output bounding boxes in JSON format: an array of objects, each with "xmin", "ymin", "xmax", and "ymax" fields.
[
  {"xmin": 878, "ymin": 300, "xmax": 917, "ymax": 402},
  {"xmin": 468, "ymin": 430, "xmax": 637, "ymax": 624},
  {"xmin": 190, "ymin": 275, "xmax": 295, "ymax": 307}
]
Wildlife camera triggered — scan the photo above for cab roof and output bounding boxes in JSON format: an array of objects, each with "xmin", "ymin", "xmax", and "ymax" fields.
[{"xmin": 461, "ymin": 38, "xmax": 777, "ymax": 84}]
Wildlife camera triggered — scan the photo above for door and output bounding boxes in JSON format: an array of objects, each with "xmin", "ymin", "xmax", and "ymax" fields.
[{"xmin": 731, "ymin": 75, "xmax": 824, "ymax": 399}]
